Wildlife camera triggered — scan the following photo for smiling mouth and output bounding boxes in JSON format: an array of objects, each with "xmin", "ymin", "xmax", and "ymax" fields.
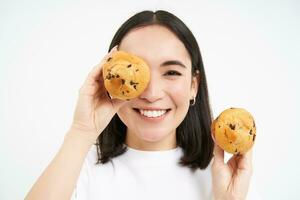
[{"xmin": 133, "ymin": 108, "xmax": 171, "ymax": 118}]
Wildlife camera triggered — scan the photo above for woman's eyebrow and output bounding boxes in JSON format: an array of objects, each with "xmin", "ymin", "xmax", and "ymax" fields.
[{"xmin": 160, "ymin": 60, "xmax": 187, "ymax": 68}]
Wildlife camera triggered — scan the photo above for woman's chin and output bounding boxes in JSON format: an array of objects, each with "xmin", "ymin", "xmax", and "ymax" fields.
[{"xmin": 137, "ymin": 130, "xmax": 173, "ymax": 143}]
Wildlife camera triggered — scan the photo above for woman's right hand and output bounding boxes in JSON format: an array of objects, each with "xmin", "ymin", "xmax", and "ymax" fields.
[{"xmin": 70, "ymin": 45, "xmax": 127, "ymax": 139}]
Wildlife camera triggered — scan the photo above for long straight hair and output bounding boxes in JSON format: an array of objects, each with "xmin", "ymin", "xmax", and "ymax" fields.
[{"xmin": 96, "ymin": 10, "xmax": 214, "ymax": 170}]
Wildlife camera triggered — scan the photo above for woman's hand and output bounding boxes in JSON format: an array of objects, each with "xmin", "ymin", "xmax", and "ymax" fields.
[
  {"xmin": 211, "ymin": 144, "xmax": 253, "ymax": 200},
  {"xmin": 71, "ymin": 45, "xmax": 127, "ymax": 139}
]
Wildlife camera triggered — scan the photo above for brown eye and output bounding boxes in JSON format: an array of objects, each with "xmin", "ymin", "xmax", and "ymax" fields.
[{"xmin": 164, "ymin": 70, "xmax": 182, "ymax": 76}]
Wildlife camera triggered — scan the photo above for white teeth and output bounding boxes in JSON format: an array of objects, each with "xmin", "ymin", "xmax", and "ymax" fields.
[{"xmin": 139, "ymin": 109, "xmax": 167, "ymax": 118}]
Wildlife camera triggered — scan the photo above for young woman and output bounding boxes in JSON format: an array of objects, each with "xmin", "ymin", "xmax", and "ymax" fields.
[{"xmin": 25, "ymin": 10, "xmax": 254, "ymax": 200}]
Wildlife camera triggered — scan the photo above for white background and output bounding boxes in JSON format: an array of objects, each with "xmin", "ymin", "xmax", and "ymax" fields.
[{"xmin": 1, "ymin": 0, "xmax": 299, "ymax": 199}]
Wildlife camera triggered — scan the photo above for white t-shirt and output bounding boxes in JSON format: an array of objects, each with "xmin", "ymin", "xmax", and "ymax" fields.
[{"xmin": 71, "ymin": 145, "xmax": 261, "ymax": 200}]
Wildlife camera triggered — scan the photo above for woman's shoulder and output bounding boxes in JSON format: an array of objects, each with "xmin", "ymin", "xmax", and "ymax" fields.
[{"xmin": 84, "ymin": 145, "xmax": 115, "ymax": 170}]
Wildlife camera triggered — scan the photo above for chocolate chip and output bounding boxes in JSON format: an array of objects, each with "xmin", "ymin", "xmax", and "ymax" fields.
[
  {"xmin": 126, "ymin": 90, "xmax": 129, "ymax": 93},
  {"xmin": 127, "ymin": 64, "xmax": 132, "ymax": 68},
  {"xmin": 235, "ymin": 148, "xmax": 238, "ymax": 153},
  {"xmin": 111, "ymin": 74, "xmax": 115, "ymax": 78},
  {"xmin": 107, "ymin": 57, "xmax": 112, "ymax": 62},
  {"xmin": 218, "ymin": 125, "xmax": 221, "ymax": 128},
  {"xmin": 253, "ymin": 120, "xmax": 256, "ymax": 128},
  {"xmin": 249, "ymin": 129, "xmax": 253, "ymax": 135},
  {"xmin": 229, "ymin": 124, "xmax": 236, "ymax": 130},
  {"xmin": 136, "ymin": 69, "xmax": 139, "ymax": 72},
  {"xmin": 133, "ymin": 85, "xmax": 137, "ymax": 90},
  {"xmin": 122, "ymin": 91, "xmax": 125, "ymax": 95},
  {"xmin": 129, "ymin": 81, "xmax": 139, "ymax": 85},
  {"xmin": 106, "ymin": 74, "xmax": 112, "ymax": 80},
  {"xmin": 121, "ymin": 79, "xmax": 125, "ymax": 84},
  {"xmin": 253, "ymin": 134, "xmax": 256, "ymax": 142},
  {"xmin": 116, "ymin": 74, "xmax": 120, "ymax": 78}
]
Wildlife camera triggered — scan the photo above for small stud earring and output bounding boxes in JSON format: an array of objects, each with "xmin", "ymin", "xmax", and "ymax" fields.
[{"xmin": 190, "ymin": 97, "xmax": 196, "ymax": 106}]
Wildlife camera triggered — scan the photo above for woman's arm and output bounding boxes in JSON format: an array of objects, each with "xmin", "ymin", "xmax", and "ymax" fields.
[
  {"xmin": 25, "ymin": 128, "xmax": 96, "ymax": 200},
  {"xmin": 25, "ymin": 45, "xmax": 126, "ymax": 200}
]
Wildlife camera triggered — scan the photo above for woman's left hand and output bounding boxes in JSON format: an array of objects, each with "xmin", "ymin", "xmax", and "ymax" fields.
[{"xmin": 211, "ymin": 144, "xmax": 253, "ymax": 200}]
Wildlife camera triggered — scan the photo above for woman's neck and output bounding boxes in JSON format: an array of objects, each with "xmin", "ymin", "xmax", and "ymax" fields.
[{"xmin": 125, "ymin": 130, "xmax": 177, "ymax": 151}]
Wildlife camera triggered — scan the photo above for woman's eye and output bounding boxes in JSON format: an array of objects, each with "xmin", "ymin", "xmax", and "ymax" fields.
[{"xmin": 164, "ymin": 70, "xmax": 182, "ymax": 76}]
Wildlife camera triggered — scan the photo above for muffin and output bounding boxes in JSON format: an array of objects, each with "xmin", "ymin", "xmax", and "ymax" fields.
[
  {"xmin": 211, "ymin": 108, "xmax": 256, "ymax": 154},
  {"xmin": 102, "ymin": 50, "xmax": 150, "ymax": 100}
]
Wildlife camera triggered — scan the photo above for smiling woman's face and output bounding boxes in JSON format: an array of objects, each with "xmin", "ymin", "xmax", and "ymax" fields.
[{"xmin": 117, "ymin": 25, "xmax": 199, "ymax": 150}]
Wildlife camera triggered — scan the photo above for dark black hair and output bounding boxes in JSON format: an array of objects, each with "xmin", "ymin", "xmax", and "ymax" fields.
[{"xmin": 96, "ymin": 10, "xmax": 214, "ymax": 170}]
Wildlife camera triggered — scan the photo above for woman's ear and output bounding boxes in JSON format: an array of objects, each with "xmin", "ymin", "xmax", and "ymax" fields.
[{"xmin": 191, "ymin": 70, "xmax": 200, "ymax": 98}]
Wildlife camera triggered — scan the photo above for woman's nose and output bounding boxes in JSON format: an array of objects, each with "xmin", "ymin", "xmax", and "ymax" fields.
[{"xmin": 139, "ymin": 74, "xmax": 164, "ymax": 103}]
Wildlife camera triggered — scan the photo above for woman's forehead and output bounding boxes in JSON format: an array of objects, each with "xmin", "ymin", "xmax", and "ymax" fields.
[{"xmin": 119, "ymin": 25, "xmax": 191, "ymax": 67}]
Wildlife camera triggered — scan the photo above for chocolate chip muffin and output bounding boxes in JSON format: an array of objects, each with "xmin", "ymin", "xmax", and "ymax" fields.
[
  {"xmin": 211, "ymin": 108, "xmax": 256, "ymax": 154},
  {"xmin": 102, "ymin": 50, "xmax": 150, "ymax": 100}
]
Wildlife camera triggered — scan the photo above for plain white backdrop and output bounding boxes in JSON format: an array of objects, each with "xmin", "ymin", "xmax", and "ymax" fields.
[{"xmin": 0, "ymin": 0, "xmax": 299, "ymax": 199}]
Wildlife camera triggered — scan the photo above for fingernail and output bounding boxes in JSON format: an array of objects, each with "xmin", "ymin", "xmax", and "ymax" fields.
[{"xmin": 112, "ymin": 45, "xmax": 118, "ymax": 51}]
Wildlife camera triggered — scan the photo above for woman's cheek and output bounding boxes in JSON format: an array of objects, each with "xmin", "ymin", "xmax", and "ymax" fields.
[{"xmin": 166, "ymin": 79, "xmax": 191, "ymax": 105}]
